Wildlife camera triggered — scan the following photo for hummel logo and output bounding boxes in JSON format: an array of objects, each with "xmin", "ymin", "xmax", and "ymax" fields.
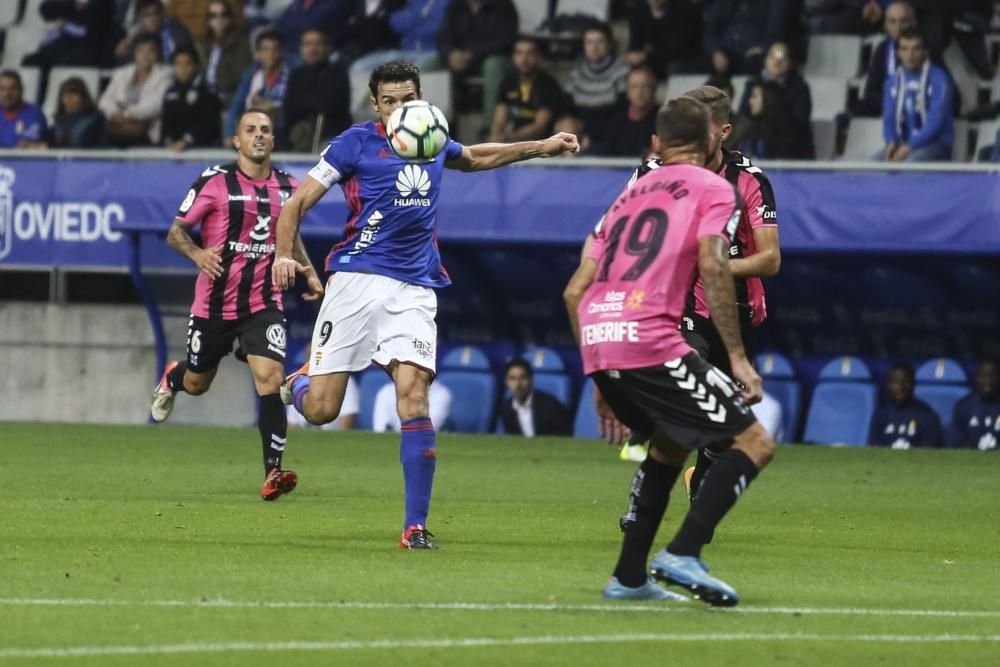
[{"xmin": 395, "ymin": 164, "xmax": 431, "ymax": 197}]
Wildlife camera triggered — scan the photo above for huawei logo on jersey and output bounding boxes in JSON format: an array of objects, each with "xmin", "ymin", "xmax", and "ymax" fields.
[{"xmin": 394, "ymin": 165, "xmax": 431, "ymax": 207}]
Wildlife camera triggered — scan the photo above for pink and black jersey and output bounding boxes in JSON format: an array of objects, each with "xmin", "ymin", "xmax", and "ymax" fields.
[
  {"xmin": 579, "ymin": 163, "xmax": 740, "ymax": 374},
  {"xmin": 175, "ymin": 162, "xmax": 298, "ymax": 320}
]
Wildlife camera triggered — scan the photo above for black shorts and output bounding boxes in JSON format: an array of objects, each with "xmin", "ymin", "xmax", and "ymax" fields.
[
  {"xmin": 681, "ymin": 312, "xmax": 757, "ymax": 376},
  {"xmin": 592, "ymin": 352, "xmax": 757, "ymax": 451},
  {"xmin": 186, "ymin": 308, "xmax": 287, "ymax": 373}
]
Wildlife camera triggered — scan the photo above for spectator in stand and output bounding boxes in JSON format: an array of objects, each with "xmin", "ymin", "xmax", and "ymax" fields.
[
  {"xmin": 854, "ymin": 1, "xmax": 916, "ymax": 117},
  {"xmin": 877, "ymin": 29, "xmax": 953, "ymax": 162},
  {"xmin": 739, "ymin": 42, "xmax": 811, "ymax": 135},
  {"xmin": 593, "ymin": 65, "xmax": 657, "ymax": 157},
  {"xmin": 917, "ymin": 1, "xmax": 995, "ymax": 80},
  {"xmin": 950, "ymin": 359, "xmax": 999, "ymax": 450},
  {"xmin": 624, "ymin": 0, "xmax": 704, "ymax": 78},
  {"xmin": 161, "ymin": 47, "xmax": 221, "ymax": 151},
  {"xmin": 869, "ymin": 363, "xmax": 943, "ymax": 449},
  {"xmin": 99, "ymin": 34, "xmax": 174, "ymax": 147},
  {"xmin": 703, "ymin": 0, "xmax": 801, "ymax": 75},
  {"xmin": 373, "ymin": 380, "xmax": 453, "ymax": 432},
  {"xmin": 275, "ymin": 0, "xmax": 353, "ymax": 61},
  {"xmin": 561, "ymin": 22, "xmax": 629, "ymax": 150},
  {"xmin": 226, "ymin": 31, "xmax": 290, "ymax": 142},
  {"xmin": 489, "ymin": 37, "xmax": 562, "ymax": 143},
  {"xmin": 498, "ymin": 359, "xmax": 572, "ymax": 437},
  {"xmin": 165, "ymin": 0, "xmax": 243, "ymax": 42},
  {"xmin": 22, "ymin": 0, "xmax": 94, "ymax": 68},
  {"xmin": 115, "ymin": 0, "xmax": 194, "ymax": 64},
  {"xmin": 47, "ymin": 77, "xmax": 104, "ymax": 148},
  {"xmin": 805, "ymin": 0, "xmax": 886, "ymax": 34},
  {"xmin": 340, "ymin": 0, "xmax": 401, "ymax": 66},
  {"xmin": 284, "ymin": 29, "xmax": 351, "ymax": 152},
  {"xmin": 437, "ymin": 0, "xmax": 518, "ymax": 137},
  {"xmin": 349, "ymin": 0, "xmax": 450, "ymax": 73},
  {"xmin": 196, "ymin": 0, "xmax": 253, "ymax": 107},
  {"xmin": 741, "ymin": 80, "xmax": 814, "ymax": 158},
  {"xmin": 0, "ymin": 70, "xmax": 47, "ymax": 149}
]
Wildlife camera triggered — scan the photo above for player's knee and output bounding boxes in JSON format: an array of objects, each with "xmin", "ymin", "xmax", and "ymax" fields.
[
  {"xmin": 735, "ymin": 424, "xmax": 776, "ymax": 468},
  {"xmin": 303, "ymin": 394, "xmax": 342, "ymax": 426},
  {"xmin": 255, "ymin": 371, "xmax": 284, "ymax": 396},
  {"xmin": 184, "ymin": 374, "xmax": 212, "ymax": 395}
]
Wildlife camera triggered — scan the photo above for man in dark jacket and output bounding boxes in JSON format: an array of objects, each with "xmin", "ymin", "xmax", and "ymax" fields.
[
  {"xmin": 437, "ymin": 0, "xmax": 518, "ymax": 133},
  {"xmin": 869, "ymin": 363, "xmax": 943, "ymax": 449},
  {"xmin": 950, "ymin": 360, "xmax": 999, "ymax": 450},
  {"xmin": 161, "ymin": 46, "xmax": 221, "ymax": 150},
  {"xmin": 854, "ymin": 1, "xmax": 916, "ymax": 116},
  {"xmin": 284, "ymin": 28, "xmax": 351, "ymax": 152},
  {"xmin": 499, "ymin": 359, "xmax": 572, "ymax": 437}
]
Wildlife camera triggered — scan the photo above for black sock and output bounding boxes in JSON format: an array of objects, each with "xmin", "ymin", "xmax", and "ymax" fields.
[
  {"xmin": 667, "ymin": 448, "xmax": 759, "ymax": 558},
  {"xmin": 688, "ymin": 446, "xmax": 724, "ymax": 500},
  {"xmin": 613, "ymin": 456, "xmax": 682, "ymax": 588},
  {"xmin": 258, "ymin": 393, "xmax": 287, "ymax": 474},
  {"xmin": 167, "ymin": 361, "xmax": 188, "ymax": 392}
]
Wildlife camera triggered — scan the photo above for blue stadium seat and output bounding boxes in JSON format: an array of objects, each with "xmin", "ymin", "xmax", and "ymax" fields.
[
  {"xmin": 356, "ymin": 368, "xmax": 390, "ymax": 431},
  {"xmin": 522, "ymin": 346, "xmax": 566, "ymax": 372},
  {"xmin": 756, "ymin": 352, "xmax": 802, "ymax": 443},
  {"xmin": 437, "ymin": 345, "xmax": 497, "ymax": 433},
  {"xmin": 915, "ymin": 358, "xmax": 970, "ymax": 427},
  {"xmin": 532, "ymin": 373, "xmax": 573, "ymax": 407},
  {"xmin": 521, "ymin": 346, "xmax": 573, "ymax": 406},
  {"xmin": 573, "ymin": 379, "xmax": 600, "ymax": 439},
  {"xmin": 803, "ymin": 356, "xmax": 877, "ymax": 446}
]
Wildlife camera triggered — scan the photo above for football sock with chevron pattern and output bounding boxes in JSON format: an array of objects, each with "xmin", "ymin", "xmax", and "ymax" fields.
[
  {"xmin": 258, "ymin": 393, "xmax": 287, "ymax": 474},
  {"xmin": 613, "ymin": 456, "xmax": 682, "ymax": 587}
]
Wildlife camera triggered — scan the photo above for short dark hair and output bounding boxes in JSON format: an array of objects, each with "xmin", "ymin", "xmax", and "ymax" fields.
[
  {"xmin": 627, "ymin": 65, "xmax": 656, "ymax": 83},
  {"xmin": 582, "ymin": 21, "xmax": 614, "ymax": 45},
  {"xmin": 896, "ymin": 28, "xmax": 925, "ymax": 47},
  {"xmin": 0, "ymin": 69, "xmax": 22, "ymax": 89},
  {"xmin": 888, "ymin": 363, "xmax": 916, "ymax": 381},
  {"xmin": 505, "ymin": 358, "xmax": 533, "ymax": 378},
  {"xmin": 369, "ymin": 59, "xmax": 421, "ymax": 98},
  {"xmin": 255, "ymin": 29, "xmax": 283, "ymax": 50},
  {"xmin": 301, "ymin": 27, "xmax": 329, "ymax": 43},
  {"xmin": 683, "ymin": 85, "xmax": 731, "ymax": 124},
  {"xmin": 136, "ymin": 0, "xmax": 164, "ymax": 13},
  {"xmin": 514, "ymin": 35, "xmax": 542, "ymax": 52},
  {"xmin": 171, "ymin": 45, "xmax": 200, "ymax": 65},
  {"xmin": 133, "ymin": 32, "xmax": 163, "ymax": 56},
  {"xmin": 656, "ymin": 96, "xmax": 710, "ymax": 153},
  {"xmin": 237, "ymin": 107, "xmax": 273, "ymax": 131}
]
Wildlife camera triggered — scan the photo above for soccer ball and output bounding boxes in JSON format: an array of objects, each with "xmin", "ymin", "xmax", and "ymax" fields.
[{"xmin": 386, "ymin": 101, "xmax": 450, "ymax": 162}]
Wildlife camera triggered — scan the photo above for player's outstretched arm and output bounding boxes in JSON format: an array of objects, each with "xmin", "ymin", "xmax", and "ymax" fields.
[
  {"xmin": 167, "ymin": 219, "xmax": 222, "ymax": 279},
  {"xmin": 698, "ymin": 235, "xmax": 763, "ymax": 404},
  {"xmin": 446, "ymin": 132, "xmax": 579, "ymax": 172},
  {"xmin": 729, "ymin": 227, "xmax": 780, "ymax": 278},
  {"xmin": 273, "ymin": 176, "xmax": 328, "ymax": 290}
]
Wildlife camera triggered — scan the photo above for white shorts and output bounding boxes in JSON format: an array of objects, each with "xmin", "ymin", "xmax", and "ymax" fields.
[{"xmin": 309, "ymin": 272, "xmax": 437, "ymax": 376}]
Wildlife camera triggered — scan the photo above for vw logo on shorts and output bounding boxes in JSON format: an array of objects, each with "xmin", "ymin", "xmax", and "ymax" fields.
[{"xmin": 266, "ymin": 324, "xmax": 286, "ymax": 349}]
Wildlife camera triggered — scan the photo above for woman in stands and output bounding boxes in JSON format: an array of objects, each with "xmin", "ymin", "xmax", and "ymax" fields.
[
  {"xmin": 196, "ymin": 0, "xmax": 253, "ymax": 109},
  {"xmin": 48, "ymin": 77, "xmax": 105, "ymax": 148},
  {"xmin": 741, "ymin": 80, "xmax": 813, "ymax": 160}
]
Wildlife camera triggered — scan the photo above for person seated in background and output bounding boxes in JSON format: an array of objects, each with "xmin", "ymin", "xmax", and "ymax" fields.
[
  {"xmin": 869, "ymin": 362, "xmax": 943, "ymax": 449},
  {"xmin": 99, "ymin": 34, "xmax": 174, "ymax": 147},
  {"xmin": 877, "ymin": 29, "xmax": 953, "ymax": 162},
  {"xmin": 499, "ymin": 359, "xmax": 572, "ymax": 437},
  {"xmin": 47, "ymin": 77, "xmax": 104, "ymax": 148},
  {"xmin": 805, "ymin": 0, "xmax": 886, "ymax": 34},
  {"xmin": 161, "ymin": 46, "xmax": 222, "ymax": 151},
  {"xmin": 703, "ymin": 0, "xmax": 800, "ymax": 75},
  {"xmin": 165, "ymin": 0, "xmax": 244, "ymax": 43},
  {"xmin": 489, "ymin": 37, "xmax": 563, "ymax": 143},
  {"xmin": 115, "ymin": 0, "xmax": 193, "ymax": 64},
  {"xmin": 349, "ymin": 0, "xmax": 449, "ymax": 73},
  {"xmin": 372, "ymin": 380, "xmax": 453, "ymax": 432},
  {"xmin": 591, "ymin": 65, "xmax": 657, "ymax": 157},
  {"xmin": 437, "ymin": 0, "xmax": 519, "ymax": 136},
  {"xmin": 624, "ymin": 0, "xmax": 704, "ymax": 78},
  {"xmin": 738, "ymin": 42, "xmax": 811, "ymax": 137},
  {"xmin": 275, "ymin": 0, "xmax": 352, "ymax": 62},
  {"xmin": 853, "ymin": 1, "xmax": 917, "ymax": 117},
  {"xmin": 288, "ymin": 375, "xmax": 361, "ymax": 431},
  {"xmin": 561, "ymin": 22, "xmax": 629, "ymax": 151},
  {"xmin": 226, "ymin": 31, "xmax": 290, "ymax": 142},
  {"xmin": 196, "ymin": 0, "xmax": 253, "ymax": 106},
  {"xmin": 340, "ymin": 0, "xmax": 399, "ymax": 67},
  {"xmin": 950, "ymin": 359, "xmax": 999, "ymax": 450},
  {"xmin": 0, "ymin": 70, "xmax": 47, "ymax": 149},
  {"xmin": 741, "ymin": 80, "xmax": 814, "ymax": 159},
  {"xmin": 22, "ymin": 0, "xmax": 94, "ymax": 69},
  {"xmin": 284, "ymin": 28, "xmax": 351, "ymax": 152}
]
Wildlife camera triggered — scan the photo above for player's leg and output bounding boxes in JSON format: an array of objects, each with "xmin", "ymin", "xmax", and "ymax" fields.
[
  {"xmin": 149, "ymin": 315, "xmax": 231, "ymax": 422},
  {"xmin": 291, "ymin": 372, "xmax": 352, "ymax": 425}
]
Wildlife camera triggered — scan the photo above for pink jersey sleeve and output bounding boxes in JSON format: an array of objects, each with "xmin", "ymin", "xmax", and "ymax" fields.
[
  {"xmin": 175, "ymin": 172, "xmax": 222, "ymax": 228},
  {"xmin": 697, "ymin": 180, "xmax": 741, "ymax": 241},
  {"xmin": 738, "ymin": 170, "xmax": 778, "ymax": 229}
]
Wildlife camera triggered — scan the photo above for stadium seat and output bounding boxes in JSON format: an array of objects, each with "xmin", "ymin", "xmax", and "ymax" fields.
[
  {"xmin": 952, "ymin": 119, "xmax": 971, "ymax": 161},
  {"xmin": 2, "ymin": 25, "xmax": 45, "ymax": 68},
  {"xmin": 730, "ymin": 75, "xmax": 749, "ymax": 108},
  {"xmin": 42, "ymin": 67, "xmax": 101, "ymax": 119},
  {"xmin": 16, "ymin": 66, "xmax": 41, "ymax": 105},
  {"xmin": 808, "ymin": 76, "xmax": 849, "ymax": 120},
  {"xmin": 914, "ymin": 358, "xmax": 969, "ymax": 427},
  {"xmin": 573, "ymin": 378, "xmax": 600, "ymax": 439},
  {"xmin": 757, "ymin": 352, "xmax": 802, "ymax": 443},
  {"xmin": 356, "ymin": 368, "xmax": 391, "ymax": 431},
  {"xmin": 812, "ymin": 119, "xmax": 837, "ymax": 160},
  {"xmin": 664, "ymin": 75, "xmax": 705, "ymax": 105},
  {"xmin": 805, "ymin": 35, "xmax": 862, "ymax": 78},
  {"xmin": 523, "ymin": 346, "xmax": 565, "ymax": 372},
  {"xmin": 0, "ymin": 0, "xmax": 22, "ymax": 28},
  {"xmin": 418, "ymin": 71, "xmax": 452, "ymax": 119},
  {"xmin": 522, "ymin": 346, "xmax": 572, "ymax": 406},
  {"xmin": 556, "ymin": 0, "xmax": 610, "ymax": 21},
  {"xmin": 841, "ymin": 118, "xmax": 883, "ymax": 160},
  {"xmin": 802, "ymin": 356, "xmax": 878, "ymax": 446},
  {"xmin": 974, "ymin": 120, "xmax": 1000, "ymax": 160},
  {"xmin": 437, "ymin": 346, "xmax": 497, "ymax": 433},
  {"xmin": 512, "ymin": 0, "xmax": 551, "ymax": 32}
]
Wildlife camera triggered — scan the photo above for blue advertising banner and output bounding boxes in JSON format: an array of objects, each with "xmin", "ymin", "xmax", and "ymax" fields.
[{"xmin": 0, "ymin": 158, "xmax": 998, "ymax": 270}]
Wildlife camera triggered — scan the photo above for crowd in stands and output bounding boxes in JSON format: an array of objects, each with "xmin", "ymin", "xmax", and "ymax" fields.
[{"xmin": 1, "ymin": 0, "xmax": 998, "ymax": 160}]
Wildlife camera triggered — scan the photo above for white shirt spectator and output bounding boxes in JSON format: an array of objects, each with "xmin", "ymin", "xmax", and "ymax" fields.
[
  {"xmin": 286, "ymin": 375, "xmax": 360, "ymax": 431},
  {"xmin": 98, "ymin": 63, "xmax": 173, "ymax": 143},
  {"xmin": 372, "ymin": 381, "xmax": 453, "ymax": 432},
  {"xmin": 512, "ymin": 393, "xmax": 534, "ymax": 437},
  {"xmin": 751, "ymin": 390, "xmax": 784, "ymax": 442}
]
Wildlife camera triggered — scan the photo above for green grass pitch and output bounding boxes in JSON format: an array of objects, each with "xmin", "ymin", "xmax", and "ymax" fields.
[{"xmin": 3, "ymin": 422, "xmax": 999, "ymax": 665}]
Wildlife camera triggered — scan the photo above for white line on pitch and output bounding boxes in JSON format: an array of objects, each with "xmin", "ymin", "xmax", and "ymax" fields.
[
  {"xmin": 2, "ymin": 633, "xmax": 1000, "ymax": 659},
  {"xmin": 3, "ymin": 598, "xmax": 1000, "ymax": 618}
]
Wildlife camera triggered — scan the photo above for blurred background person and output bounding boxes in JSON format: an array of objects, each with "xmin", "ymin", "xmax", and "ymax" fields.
[
  {"xmin": 869, "ymin": 363, "xmax": 943, "ymax": 449},
  {"xmin": 741, "ymin": 80, "xmax": 814, "ymax": 159},
  {"xmin": 165, "ymin": 0, "xmax": 244, "ymax": 42},
  {"xmin": 561, "ymin": 22, "xmax": 629, "ymax": 151},
  {"xmin": 115, "ymin": 0, "xmax": 193, "ymax": 64},
  {"xmin": 489, "ymin": 37, "xmax": 562, "ymax": 143},
  {"xmin": 950, "ymin": 360, "xmax": 999, "ymax": 450},
  {"xmin": 99, "ymin": 34, "xmax": 173, "ymax": 147},
  {"xmin": 349, "ymin": 0, "xmax": 449, "ymax": 73},
  {"xmin": 226, "ymin": 31, "xmax": 289, "ymax": 142},
  {"xmin": 498, "ymin": 359, "xmax": 572, "ymax": 437},
  {"xmin": 284, "ymin": 28, "xmax": 351, "ymax": 152},
  {"xmin": 47, "ymin": 77, "xmax": 104, "ymax": 148},
  {"xmin": 624, "ymin": 0, "xmax": 704, "ymax": 78},
  {"xmin": 161, "ymin": 46, "xmax": 222, "ymax": 151},
  {"xmin": 196, "ymin": 0, "xmax": 253, "ymax": 107},
  {"xmin": 738, "ymin": 42, "xmax": 811, "ymax": 137},
  {"xmin": 592, "ymin": 65, "xmax": 657, "ymax": 157}
]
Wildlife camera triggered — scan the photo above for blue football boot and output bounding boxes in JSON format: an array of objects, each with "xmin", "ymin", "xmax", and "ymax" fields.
[
  {"xmin": 649, "ymin": 550, "xmax": 739, "ymax": 606},
  {"xmin": 602, "ymin": 576, "xmax": 689, "ymax": 601}
]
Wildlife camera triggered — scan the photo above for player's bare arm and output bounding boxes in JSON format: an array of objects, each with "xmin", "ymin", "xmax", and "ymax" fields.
[
  {"xmin": 291, "ymin": 232, "xmax": 324, "ymax": 301},
  {"xmin": 698, "ymin": 235, "xmax": 763, "ymax": 404},
  {"xmin": 167, "ymin": 219, "xmax": 222, "ymax": 279},
  {"xmin": 273, "ymin": 175, "xmax": 328, "ymax": 289},
  {"xmin": 729, "ymin": 227, "xmax": 781, "ymax": 278},
  {"xmin": 446, "ymin": 132, "xmax": 580, "ymax": 172},
  {"xmin": 563, "ymin": 255, "xmax": 597, "ymax": 343}
]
